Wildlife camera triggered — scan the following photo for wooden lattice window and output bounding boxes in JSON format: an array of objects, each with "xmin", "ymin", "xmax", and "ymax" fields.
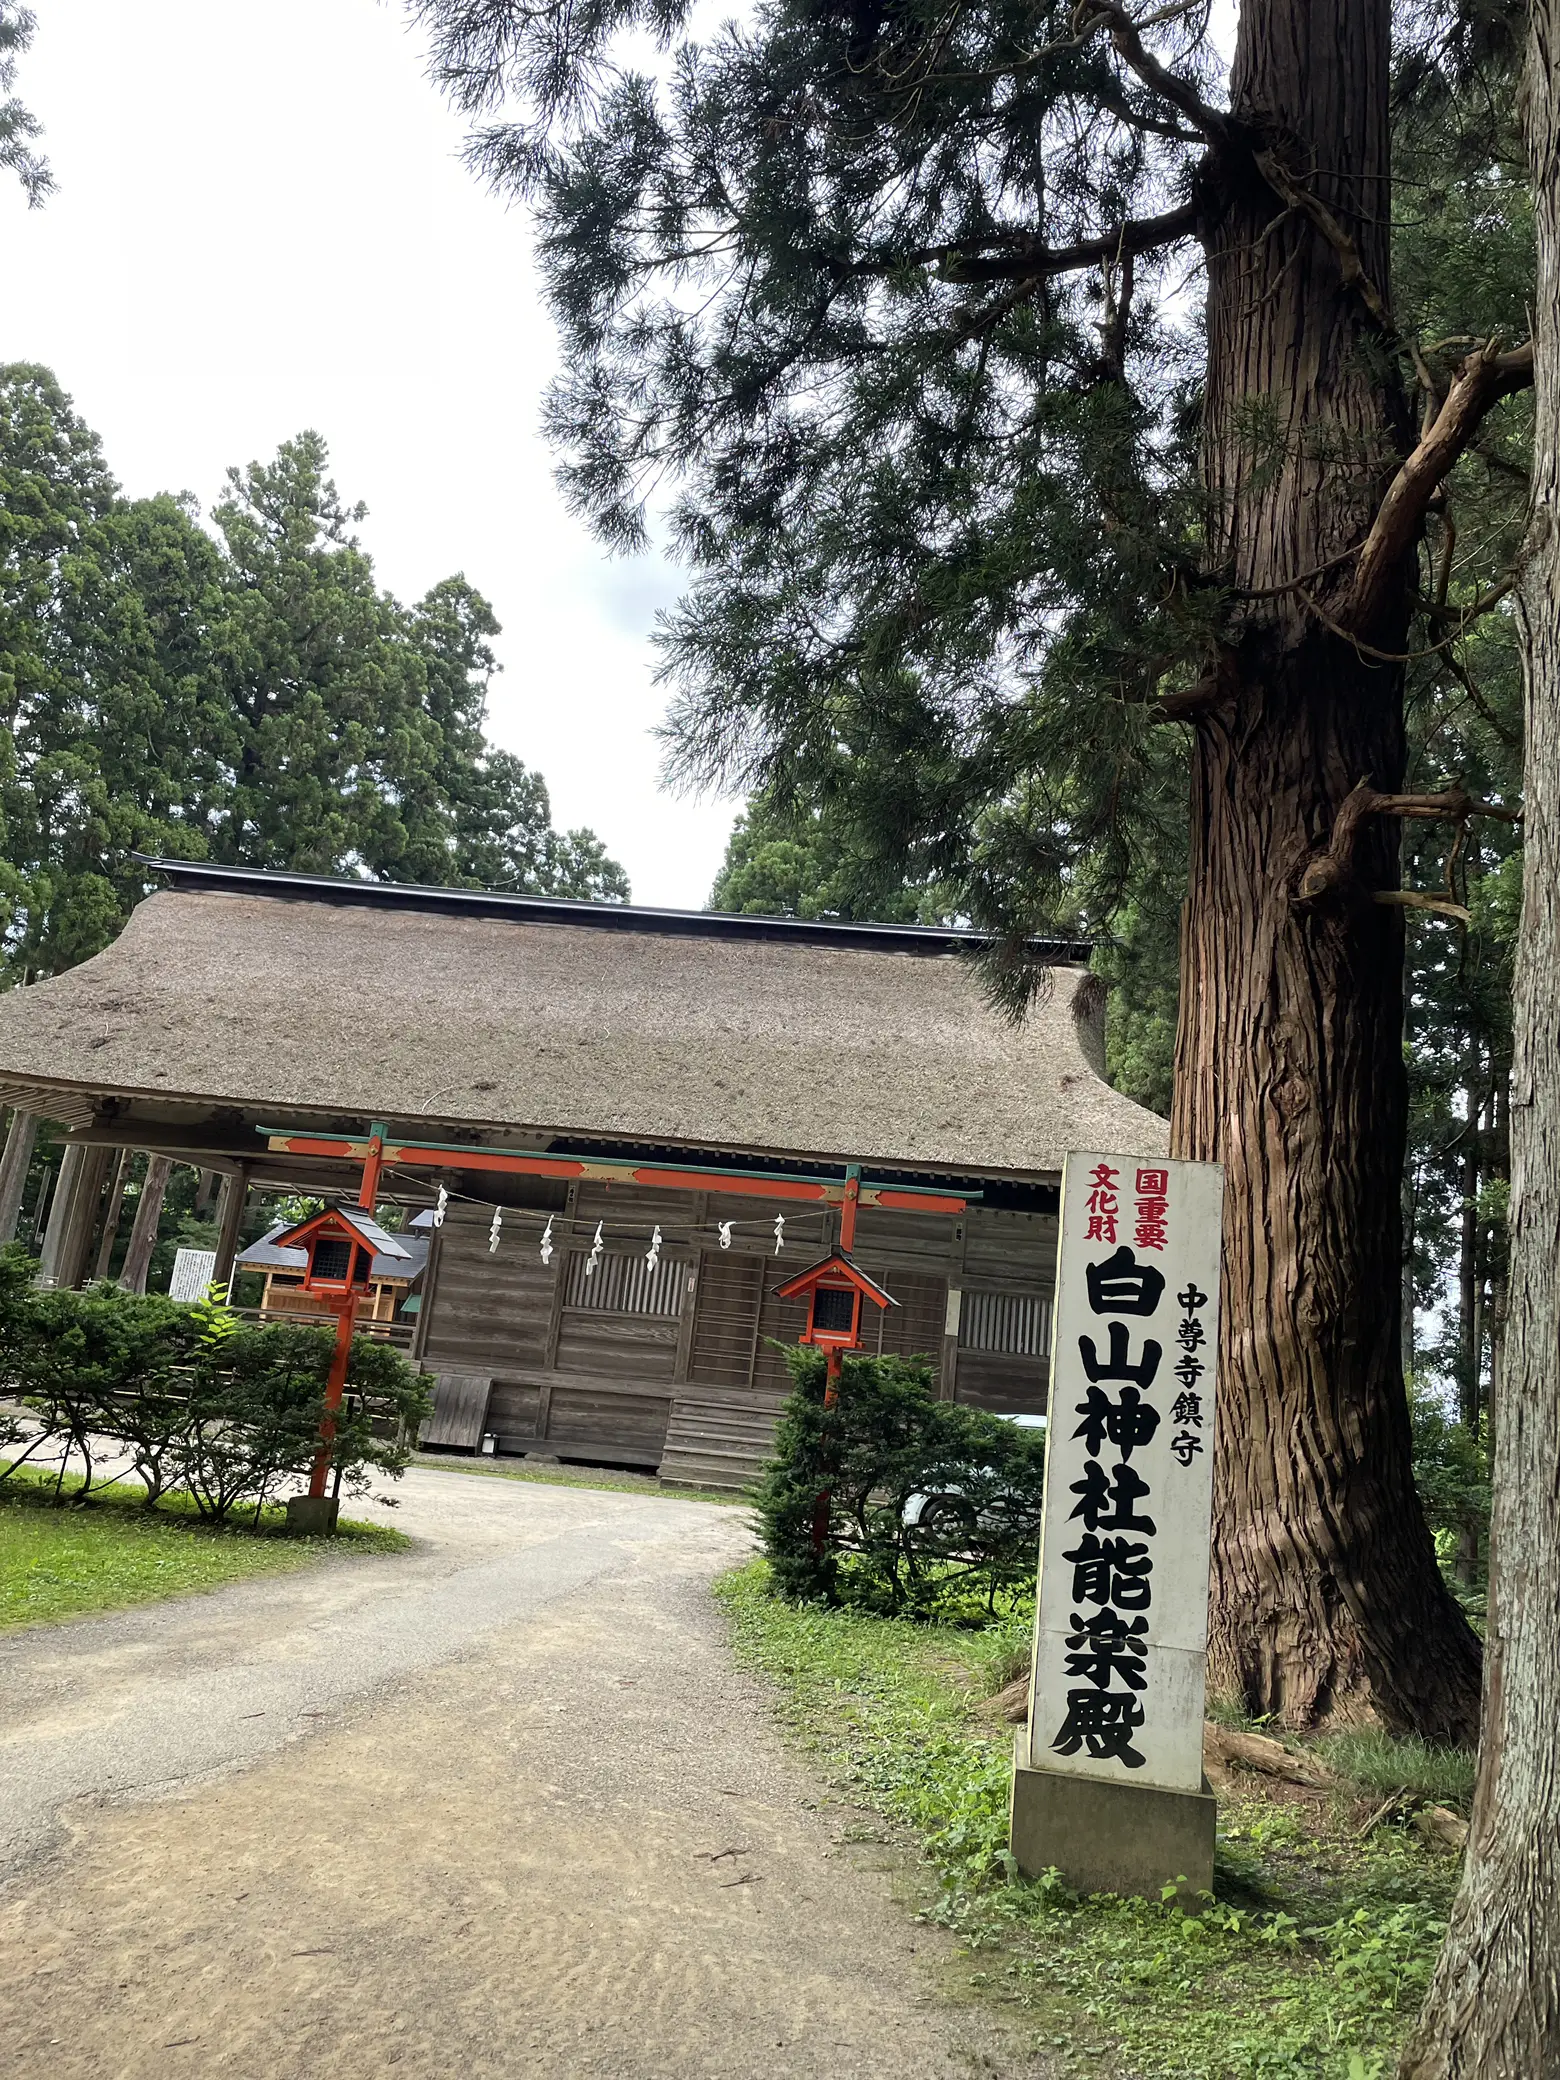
[
  {"xmin": 959, "ymin": 1291, "xmax": 1052, "ymax": 1358},
  {"xmin": 563, "ymin": 1249, "xmax": 688, "ymax": 1316}
]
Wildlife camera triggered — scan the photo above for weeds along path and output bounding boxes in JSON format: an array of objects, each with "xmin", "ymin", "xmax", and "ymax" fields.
[{"xmin": 0, "ymin": 1465, "xmax": 1051, "ymax": 2078}]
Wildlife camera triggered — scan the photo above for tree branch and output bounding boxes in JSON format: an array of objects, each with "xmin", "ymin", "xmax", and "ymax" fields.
[
  {"xmin": 1348, "ymin": 340, "xmax": 1535, "ymax": 632},
  {"xmin": 1250, "ymin": 148, "xmax": 1396, "ymax": 339},
  {"xmin": 1297, "ymin": 781, "xmax": 1521, "ymax": 908},
  {"xmin": 842, "ymin": 201, "xmax": 1199, "ymax": 286},
  {"xmin": 1073, "ymin": 1, "xmax": 1230, "ymax": 141},
  {"xmin": 1373, "ymin": 890, "xmax": 1473, "ymax": 925}
]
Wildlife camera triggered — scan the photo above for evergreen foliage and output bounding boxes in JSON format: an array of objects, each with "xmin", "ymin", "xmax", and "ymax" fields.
[
  {"xmin": 756, "ymin": 1344, "xmax": 1047, "ymax": 1617},
  {"xmin": 0, "ymin": 365, "xmax": 627, "ymax": 981},
  {"xmin": 0, "ymin": 3, "xmax": 50, "ymax": 207},
  {"xmin": 412, "ymin": 2, "xmax": 1521, "ymax": 975},
  {"xmin": 0, "ymin": 1249, "xmax": 431, "ymax": 1521},
  {"xmin": 710, "ymin": 790, "xmax": 944, "ymax": 922}
]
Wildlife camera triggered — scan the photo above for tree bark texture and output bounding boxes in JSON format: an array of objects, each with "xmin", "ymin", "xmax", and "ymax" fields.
[
  {"xmin": 211, "ymin": 1166, "xmax": 249, "ymax": 1288},
  {"xmin": 116, "ymin": 1154, "xmax": 172, "ymax": 1297},
  {"xmin": 1398, "ymin": 9, "xmax": 1560, "ymax": 2066},
  {"xmin": 0, "ymin": 1110, "xmax": 38, "ymax": 1245},
  {"xmin": 35, "ymin": 1144, "xmax": 112, "ymax": 1291},
  {"xmin": 1173, "ymin": 0, "xmax": 1482, "ymax": 1740},
  {"xmin": 92, "ymin": 1150, "xmax": 133, "ymax": 1284}
]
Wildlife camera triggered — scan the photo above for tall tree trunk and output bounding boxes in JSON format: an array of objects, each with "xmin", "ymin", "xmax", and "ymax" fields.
[
  {"xmin": 0, "ymin": 1109, "xmax": 38, "ymax": 1245},
  {"xmin": 92, "ymin": 1150, "xmax": 133, "ymax": 1283},
  {"xmin": 1398, "ymin": 10, "xmax": 1560, "ymax": 2063},
  {"xmin": 35, "ymin": 1145, "xmax": 112, "ymax": 1291},
  {"xmin": 1459, "ymin": 1094, "xmax": 1482, "ymax": 1429},
  {"xmin": 117, "ymin": 1154, "xmax": 172, "ymax": 1297},
  {"xmin": 1176, "ymin": 0, "xmax": 1482, "ymax": 1740}
]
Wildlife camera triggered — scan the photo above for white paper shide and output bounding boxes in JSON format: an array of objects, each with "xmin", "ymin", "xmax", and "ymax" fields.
[{"xmin": 1027, "ymin": 1152, "xmax": 1225, "ymax": 1795}]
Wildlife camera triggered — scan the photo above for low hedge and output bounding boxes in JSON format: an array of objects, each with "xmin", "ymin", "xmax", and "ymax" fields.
[
  {"xmin": 0, "ymin": 1246, "xmax": 431, "ymax": 1523},
  {"xmin": 755, "ymin": 1344, "xmax": 1047, "ymax": 1618}
]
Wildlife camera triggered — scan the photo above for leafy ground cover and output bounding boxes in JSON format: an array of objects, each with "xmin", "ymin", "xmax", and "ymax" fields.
[
  {"xmin": 0, "ymin": 1464, "xmax": 408, "ymax": 1632},
  {"xmin": 718, "ymin": 1561, "xmax": 1467, "ymax": 2080}
]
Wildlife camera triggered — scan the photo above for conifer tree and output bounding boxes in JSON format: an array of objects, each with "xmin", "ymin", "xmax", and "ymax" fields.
[
  {"xmin": 1399, "ymin": 8, "xmax": 1560, "ymax": 2061},
  {"xmin": 414, "ymin": 0, "xmax": 1538, "ymax": 1736},
  {"xmin": 0, "ymin": 3, "xmax": 51, "ymax": 207},
  {"xmin": 0, "ymin": 366, "xmax": 627, "ymax": 978}
]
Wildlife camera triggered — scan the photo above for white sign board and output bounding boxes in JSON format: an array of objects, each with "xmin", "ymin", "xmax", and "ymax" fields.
[
  {"xmin": 1026, "ymin": 1152, "xmax": 1224, "ymax": 1795},
  {"xmin": 168, "ymin": 1247, "xmax": 218, "ymax": 1303}
]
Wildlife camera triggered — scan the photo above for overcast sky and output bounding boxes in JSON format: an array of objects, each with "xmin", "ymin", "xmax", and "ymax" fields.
[{"xmin": 1, "ymin": 0, "xmax": 740, "ymax": 907}]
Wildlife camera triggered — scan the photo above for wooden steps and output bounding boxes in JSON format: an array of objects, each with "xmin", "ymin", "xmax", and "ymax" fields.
[{"xmin": 657, "ymin": 1390, "xmax": 789, "ymax": 1493}]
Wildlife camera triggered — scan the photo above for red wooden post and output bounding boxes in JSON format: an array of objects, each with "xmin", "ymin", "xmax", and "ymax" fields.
[
  {"xmin": 839, "ymin": 1165, "xmax": 861, "ymax": 1253},
  {"xmin": 308, "ymin": 1297, "xmax": 357, "ymax": 1500},
  {"xmin": 307, "ymin": 1126, "xmax": 383, "ymax": 1501},
  {"xmin": 809, "ymin": 1345, "xmax": 845, "ymax": 1555}
]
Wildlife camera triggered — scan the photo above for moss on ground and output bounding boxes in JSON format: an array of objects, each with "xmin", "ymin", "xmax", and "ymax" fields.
[
  {"xmin": 717, "ymin": 1561, "xmax": 1465, "ymax": 2080},
  {"xmin": 0, "ymin": 1465, "xmax": 409, "ymax": 1632}
]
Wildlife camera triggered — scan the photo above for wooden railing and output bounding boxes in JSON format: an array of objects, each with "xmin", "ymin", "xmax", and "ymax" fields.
[{"xmin": 230, "ymin": 1304, "xmax": 418, "ymax": 1352}]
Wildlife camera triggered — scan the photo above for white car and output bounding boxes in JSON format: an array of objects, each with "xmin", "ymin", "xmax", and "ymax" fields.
[{"xmin": 902, "ymin": 1411, "xmax": 1048, "ymax": 1534}]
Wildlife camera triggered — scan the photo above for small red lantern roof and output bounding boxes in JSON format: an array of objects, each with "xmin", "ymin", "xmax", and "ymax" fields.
[
  {"xmin": 269, "ymin": 1204, "xmax": 413, "ymax": 1295},
  {"xmin": 774, "ymin": 1251, "xmax": 897, "ymax": 1351},
  {"xmin": 270, "ymin": 1204, "xmax": 412, "ymax": 1262},
  {"xmin": 774, "ymin": 1252, "xmax": 896, "ymax": 1310}
]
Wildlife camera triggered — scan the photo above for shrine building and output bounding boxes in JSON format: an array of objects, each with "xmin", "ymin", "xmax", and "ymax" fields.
[{"xmin": 0, "ymin": 859, "xmax": 1166, "ymax": 1488}]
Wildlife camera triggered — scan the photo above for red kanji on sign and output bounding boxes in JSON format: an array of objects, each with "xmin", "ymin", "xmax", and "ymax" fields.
[{"xmin": 1133, "ymin": 1167, "xmax": 1169, "ymax": 1251}]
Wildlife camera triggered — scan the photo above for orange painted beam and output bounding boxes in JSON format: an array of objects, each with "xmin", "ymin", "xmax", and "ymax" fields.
[{"xmin": 265, "ymin": 1135, "xmax": 970, "ymax": 1215}]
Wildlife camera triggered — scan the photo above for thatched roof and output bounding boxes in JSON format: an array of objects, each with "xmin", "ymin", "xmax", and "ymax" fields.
[{"xmin": 0, "ymin": 866, "xmax": 1166, "ymax": 1179}]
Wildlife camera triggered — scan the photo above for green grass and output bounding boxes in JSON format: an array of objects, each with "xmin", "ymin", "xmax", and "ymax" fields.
[
  {"xmin": 717, "ymin": 1561, "xmax": 1463, "ymax": 2080},
  {"xmin": 0, "ymin": 1465, "xmax": 409, "ymax": 1632},
  {"xmin": 1310, "ymin": 1731, "xmax": 1475, "ymax": 1811},
  {"xmin": 411, "ymin": 1449, "xmax": 751, "ymax": 1507}
]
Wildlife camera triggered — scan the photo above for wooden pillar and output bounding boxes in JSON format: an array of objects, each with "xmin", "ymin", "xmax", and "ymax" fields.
[
  {"xmin": 212, "ymin": 1166, "xmax": 248, "ymax": 1290},
  {"xmin": 91, "ymin": 1149, "xmax": 134, "ymax": 1283},
  {"xmin": 118, "ymin": 1154, "xmax": 173, "ymax": 1295},
  {"xmin": 36, "ymin": 1144, "xmax": 112, "ymax": 1289},
  {"xmin": 0, "ymin": 1110, "xmax": 39, "ymax": 1245}
]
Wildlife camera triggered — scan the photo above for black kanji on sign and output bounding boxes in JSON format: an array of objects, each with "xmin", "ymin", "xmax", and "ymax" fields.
[
  {"xmin": 1170, "ymin": 1389, "xmax": 1203, "ymax": 1427},
  {"xmin": 1176, "ymin": 1283, "xmax": 1209, "ymax": 1313},
  {"xmin": 1176, "ymin": 1314, "xmax": 1207, "ymax": 1353},
  {"xmin": 1072, "ymin": 1383, "xmax": 1161, "ymax": 1461},
  {"xmin": 1170, "ymin": 1430, "xmax": 1204, "ymax": 1467},
  {"xmin": 1051, "ymin": 1688, "xmax": 1148, "ymax": 1768},
  {"xmin": 1063, "ymin": 1608, "xmax": 1149, "ymax": 1691},
  {"xmin": 1084, "ymin": 1245, "xmax": 1167, "ymax": 1318},
  {"xmin": 1063, "ymin": 1534, "xmax": 1154, "ymax": 1610},
  {"xmin": 1078, "ymin": 1321, "xmax": 1164, "ymax": 1389},
  {"xmin": 1069, "ymin": 1458, "xmax": 1156, "ymax": 1535}
]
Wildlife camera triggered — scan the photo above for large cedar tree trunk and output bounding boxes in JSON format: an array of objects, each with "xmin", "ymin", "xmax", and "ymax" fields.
[
  {"xmin": 1398, "ymin": 11, "xmax": 1560, "ymax": 2065},
  {"xmin": 1172, "ymin": 0, "xmax": 1482, "ymax": 1740}
]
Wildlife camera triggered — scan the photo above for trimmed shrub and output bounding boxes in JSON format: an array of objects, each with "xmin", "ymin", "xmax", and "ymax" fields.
[
  {"xmin": 0, "ymin": 1246, "xmax": 432, "ymax": 1522},
  {"xmin": 755, "ymin": 1344, "xmax": 1047, "ymax": 1618}
]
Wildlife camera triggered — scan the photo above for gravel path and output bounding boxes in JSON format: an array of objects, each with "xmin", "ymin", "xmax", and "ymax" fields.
[{"xmin": 0, "ymin": 1465, "xmax": 1049, "ymax": 2077}]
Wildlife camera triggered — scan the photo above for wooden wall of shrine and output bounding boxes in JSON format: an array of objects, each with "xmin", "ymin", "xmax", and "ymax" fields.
[{"xmin": 415, "ymin": 1179, "xmax": 1057, "ymax": 1485}]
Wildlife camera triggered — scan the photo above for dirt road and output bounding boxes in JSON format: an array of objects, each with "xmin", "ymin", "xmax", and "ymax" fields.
[{"xmin": 0, "ymin": 1466, "xmax": 1045, "ymax": 2078}]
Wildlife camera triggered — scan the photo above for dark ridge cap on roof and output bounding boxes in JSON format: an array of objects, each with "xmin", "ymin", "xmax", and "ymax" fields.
[{"xmin": 131, "ymin": 856, "xmax": 1095, "ymax": 962}]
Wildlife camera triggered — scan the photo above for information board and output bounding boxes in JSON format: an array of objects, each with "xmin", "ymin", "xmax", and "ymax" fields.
[
  {"xmin": 1026, "ymin": 1152, "xmax": 1224, "ymax": 1795},
  {"xmin": 168, "ymin": 1247, "xmax": 218, "ymax": 1303}
]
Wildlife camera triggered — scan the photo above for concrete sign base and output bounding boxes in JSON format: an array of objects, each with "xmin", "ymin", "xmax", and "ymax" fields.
[
  {"xmin": 1010, "ymin": 1737, "xmax": 1216, "ymax": 1903},
  {"xmin": 285, "ymin": 1494, "xmax": 340, "ymax": 1536}
]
